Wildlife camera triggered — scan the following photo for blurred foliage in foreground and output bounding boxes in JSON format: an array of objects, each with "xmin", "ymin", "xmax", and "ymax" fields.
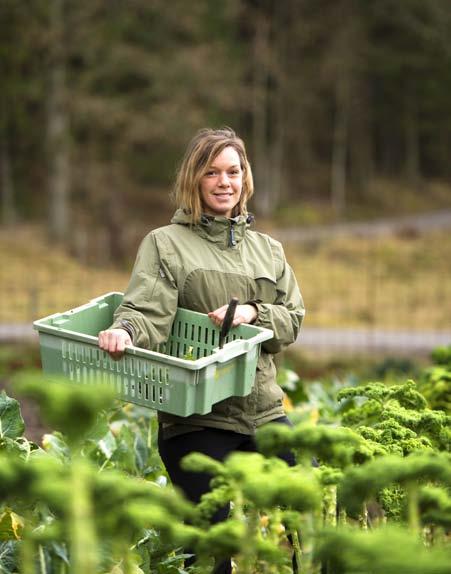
[{"xmin": 0, "ymin": 345, "xmax": 449, "ymax": 572}]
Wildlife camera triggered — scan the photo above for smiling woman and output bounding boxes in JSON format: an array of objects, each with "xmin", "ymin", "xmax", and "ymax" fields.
[
  {"xmin": 200, "ymin": 146, "xmax": 243, "ymax": 218},
  {"xmin": 170, "ymin": 127, "xmax": 255, "ymax": 225},
  {"xmin": 98, "ymin": 127, "xmax": 305, "ymax": 574}
]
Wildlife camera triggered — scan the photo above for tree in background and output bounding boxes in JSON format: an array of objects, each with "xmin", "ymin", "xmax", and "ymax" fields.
[
  {"xmin": 0, "ymin": 0, "xmax": 49, "ymax": 226},
  {"xmin": 366, "ymin": 0, "xmax": 451, "ymax": 185},
  {"xmin": 1, "ymin": 0, "xmax": 451, "ymax": 259},
  {"xmin": 48, "ymin": 0, "xmax": 70, "ymax": 243},
  {"xmin": 65, "ymin": 0, "xmax": 244, "ymax": 261}
]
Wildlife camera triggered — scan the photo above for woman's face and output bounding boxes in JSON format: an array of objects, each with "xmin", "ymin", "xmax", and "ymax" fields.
[{"xmin": 199, "ymin": 146, "xmax": 243, "ymax": 218}]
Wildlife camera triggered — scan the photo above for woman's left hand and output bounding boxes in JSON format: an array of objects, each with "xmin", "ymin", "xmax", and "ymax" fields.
[{"xmin": 208, "ymin": 304, "xmax": 257, "ymax": 327}]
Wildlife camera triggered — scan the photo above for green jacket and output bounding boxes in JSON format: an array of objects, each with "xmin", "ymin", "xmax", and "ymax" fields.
[{"xmin": 111, "ymin": 209, "xmax": 305, "ymax": 435}]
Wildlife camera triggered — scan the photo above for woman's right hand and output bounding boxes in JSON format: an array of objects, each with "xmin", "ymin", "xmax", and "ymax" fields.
[{"xmin": 98, "ymin": 328, "xmax": 132, "ymax": 360}]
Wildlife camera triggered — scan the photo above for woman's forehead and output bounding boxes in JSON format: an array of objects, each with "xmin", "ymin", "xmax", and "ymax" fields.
[{"xmin": 210, "ymin": 146, "xmax": 241, "ymax": 166}]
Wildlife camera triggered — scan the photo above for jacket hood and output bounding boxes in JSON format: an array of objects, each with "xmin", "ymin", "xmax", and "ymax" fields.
[{"xmin": 170, "ymin": 208, "xmax": 254, "ymax": 248}]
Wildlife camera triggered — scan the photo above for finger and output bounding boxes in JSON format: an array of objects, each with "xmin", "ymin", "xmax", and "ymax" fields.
[
  {"xmin": 99, "ymin": 331, "xmax": 116, "ymax": 352},
  {"xmin": 208, "ymin": 308, "xmax": 226, "ymax": 326},
  {"xmin": 98, "ymin": 331, "xmax": 108, "ymax": 350},
  {"xmin": 107, "ymin": 332, "xmax": 121, "ymax": 354},
  {"xmin": 108, "ymin": 335, "xmax": 125, "ymax": 360},
  {"xmin": 116, "ymin": 335, "xmax": 131, "ymax": 354},
  {"xmin": 208, "ymin": 305, "xmax": 227, "ymax": 319}
]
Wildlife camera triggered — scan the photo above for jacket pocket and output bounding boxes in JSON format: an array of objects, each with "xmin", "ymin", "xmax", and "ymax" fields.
[
  {"xmin": 256, "ymin": 351, "xmax": 271, "ymax": 372},
  {"xmin": 255, "ymin": 355, "xmax": 284, "ymax": 413}
]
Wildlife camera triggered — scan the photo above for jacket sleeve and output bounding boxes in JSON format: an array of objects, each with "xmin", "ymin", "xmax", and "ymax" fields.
[
  {"xmin": 252, "ymin": 241, "xmax": 305, "ymax": 354},
  {"xmin": 110, "ymin": 232, "xmax": 179, "ymax": 350}
]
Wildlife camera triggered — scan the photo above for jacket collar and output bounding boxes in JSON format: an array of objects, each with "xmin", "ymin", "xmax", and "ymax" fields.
[{"xmin": 171, "ymin": 208, "xmax": 254, "ymax": 248}]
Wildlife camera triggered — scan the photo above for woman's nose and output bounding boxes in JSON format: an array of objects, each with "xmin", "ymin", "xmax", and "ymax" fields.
[{"xmin": 218, "ymin": 172, "xmax": 230, "ymax": 186}]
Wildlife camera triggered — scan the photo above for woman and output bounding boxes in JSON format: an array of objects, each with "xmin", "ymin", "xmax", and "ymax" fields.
[{"xmin": 98, "ymin": 127, "xmax": 305, "ymax": 573}]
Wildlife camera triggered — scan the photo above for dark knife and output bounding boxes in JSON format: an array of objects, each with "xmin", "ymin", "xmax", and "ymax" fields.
[{"xmin": 219, "ymin": 297, "xmax": 239, "ymax": 349}]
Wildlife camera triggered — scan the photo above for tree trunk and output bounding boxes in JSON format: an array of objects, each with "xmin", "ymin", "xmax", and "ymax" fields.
[
  {"xmin": 48, "ymin": 0, "xmax": 70, "ymax": 243},
  {"xmin": 331, "ymin": 77, "xmax": 349, "ymax": 219},
  {"xmin": 269, "ymin": 0, "xmax": 287, "ymax": 207},
  {"xmin": 404, "ymin": 84, "xmax": 420, "ymax": 189},
  {"xmin": 251, "ymin": 9, "xmax": 271, "ymax": 217},
  {"xmin": 0, "ymin": 136, "xmax": 17, "ymax": 226},
  {"xmin": 349, "ymin": 76, "xmax": 374, "ymax": 198},
  {"xmin": 105, "ymin": 165, "xmax": 126, "ymax": 265}
]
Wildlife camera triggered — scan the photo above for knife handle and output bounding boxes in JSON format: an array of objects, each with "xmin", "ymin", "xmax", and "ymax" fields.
[{"xmin": 219, "ymin": 297, "xmax": 239, "ymax": 349}]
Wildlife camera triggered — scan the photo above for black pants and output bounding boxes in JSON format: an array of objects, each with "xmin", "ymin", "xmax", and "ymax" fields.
[{"xmin": 158, "ymin": 417, "xmax": 296, "ymax": 574}]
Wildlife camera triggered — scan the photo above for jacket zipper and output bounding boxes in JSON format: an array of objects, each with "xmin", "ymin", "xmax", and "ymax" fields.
[{"xmin": 229, "ymin": 220, "xmax": 237, "ymax": 247}]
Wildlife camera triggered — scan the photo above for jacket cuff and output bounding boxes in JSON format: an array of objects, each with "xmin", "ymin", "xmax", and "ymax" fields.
[{"xmin": 246, "ymin": 301, "xmax": 277, "ymax": 331}]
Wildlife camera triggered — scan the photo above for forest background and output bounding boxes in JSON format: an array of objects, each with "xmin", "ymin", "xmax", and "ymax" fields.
[{"xmin": 1, "ymin": 0, "xmax": 451, "ymax": 346}]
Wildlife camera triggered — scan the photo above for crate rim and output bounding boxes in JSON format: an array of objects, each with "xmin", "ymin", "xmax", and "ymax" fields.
[{"xmin": 33, "ymin": 292, "xmax": 274, "ymax": 371}]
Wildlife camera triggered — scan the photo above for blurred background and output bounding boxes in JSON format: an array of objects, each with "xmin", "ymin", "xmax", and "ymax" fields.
[{"xmin": 1, "ymin": 0, "xmax": 451, "ymax": 357}]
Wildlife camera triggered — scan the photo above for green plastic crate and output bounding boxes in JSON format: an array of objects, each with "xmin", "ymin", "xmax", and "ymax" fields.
[{"xmin": 33, "ymin": 292, "xmax": 273, "ymax": 417}]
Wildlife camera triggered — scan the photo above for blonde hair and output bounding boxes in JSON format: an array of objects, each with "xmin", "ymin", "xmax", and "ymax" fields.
[{"xmin": 172, "ymin": 127, "xmax": 254, "ymax": 224}]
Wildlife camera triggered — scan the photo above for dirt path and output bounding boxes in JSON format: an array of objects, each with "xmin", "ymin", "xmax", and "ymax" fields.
[
  {"xmin": 2, "ymin": 324, "xmax": 449, "ymax": 355},
  {"xmin": 295, "ymin": 327, "xmax": 451, "ymax": 355}
]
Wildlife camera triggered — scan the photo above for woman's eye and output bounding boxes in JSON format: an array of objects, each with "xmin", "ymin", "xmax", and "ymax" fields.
[{"xmin": 205, "ymin": 170, "xmax": 216, "ymax": 177}]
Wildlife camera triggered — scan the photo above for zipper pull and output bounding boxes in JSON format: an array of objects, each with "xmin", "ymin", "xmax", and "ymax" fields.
[{"xmin": 229, "ymin": 221, "xmax": 237, "ymax": 247}]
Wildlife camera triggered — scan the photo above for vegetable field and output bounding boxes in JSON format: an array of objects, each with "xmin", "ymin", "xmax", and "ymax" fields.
[{"xmin": 0, "ymin": 347, "xmax": 450, "ymax": 574}]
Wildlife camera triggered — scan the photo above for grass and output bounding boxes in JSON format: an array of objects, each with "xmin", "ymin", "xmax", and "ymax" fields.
[
  {"xmin": 1, "ymin": 224, "xmax": 450, "ymax": 331},
  {"xmin": 0, "ymin": 226, "xmax": 129, "ymax": 323},
  {"xmin": 285, "ymin": 229, "xmax": 451, "ymax": 330}
]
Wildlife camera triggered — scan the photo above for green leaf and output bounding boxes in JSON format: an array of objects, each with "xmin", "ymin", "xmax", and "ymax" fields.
[
  {"xmin": 134, "ymin": 432, "xmax": 149, "ymax": 474},
  {"xmin": 98, "ymin": 430, "xmax": 118, "ymax": 460},
  {"xmin": 42, "ymin": 432, "xmax": 70, "ymax": 462},
  {"xmin": 0, "ymin": 541, "xmax": 18, "ymax": 574},
  {"xmin": 112, "ymin": 425, "xmax": 138, "ymax": 474},
  {"xmin": 0, "ymin": 436, "xmax": 32, "ymax": 458},
  {"xmin": 0, "ymin": 509, "xmax": 24, "ymax": 541},
  {"xmin": 0, "ymin": 392, "xmax": 24, "ymax": 439},
  {"xmin": 48, "ymin": 541, "xmax": 69, "ymax": 565}
]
